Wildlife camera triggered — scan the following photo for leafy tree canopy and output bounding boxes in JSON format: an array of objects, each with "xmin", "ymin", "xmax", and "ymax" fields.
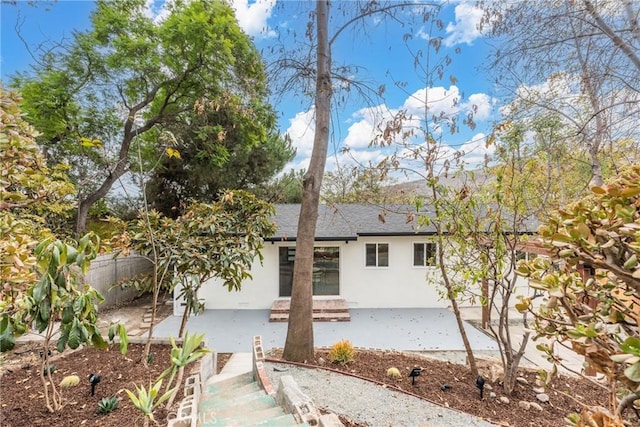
[
  {"xmin": 10, "ymin": 0, "xmax": 277, "ymax": 233},
  {"xmin": 144, "ymin": 99, "xmax": 294, "ymax": 217},
  {"xmin": 111, "ymin": 190, "xmax": 276, "ymax": 335},
  {"xmin": 1, "ymin": 88, "xmax": 76, "ymax": 334}
]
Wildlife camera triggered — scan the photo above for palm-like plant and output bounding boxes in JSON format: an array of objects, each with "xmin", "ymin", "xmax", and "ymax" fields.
[
  {"xmin": 124, "ymin": 379, "xmax": 175, "ymax": 427},
  {"xmin": 160, "ymin": 332, "xmax": 210, "ymax": 408}
]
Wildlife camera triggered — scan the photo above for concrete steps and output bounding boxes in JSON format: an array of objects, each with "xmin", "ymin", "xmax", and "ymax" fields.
[
  {"xmin": 198, "ymin": 354, "xmax": 306, "ymax": 426},
  {"xmin": 269, "ymin": 298, "xmax": 350, "ymax": 322}
]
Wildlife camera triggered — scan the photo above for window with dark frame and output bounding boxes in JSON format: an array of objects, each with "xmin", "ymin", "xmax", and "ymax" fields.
[
  {"xmin": 365, "ymin": 243, "xmax": 389, "ymax": 267},
  {"xmin": 279, "ymin": 246, "xmax": 340, "ymax": 297},
  {"xmin": 413, "ymin": 242, "xmax": 436, "ymax": 267}
]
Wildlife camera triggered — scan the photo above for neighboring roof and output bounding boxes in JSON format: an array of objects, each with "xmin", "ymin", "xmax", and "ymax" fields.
[
  {"xmin": 269, "ymin": 203, "xmax": 539, "ymax": 241},
  {"xmin": 269, "ymin": 204, "xmax": 435, "ymax": 241}
]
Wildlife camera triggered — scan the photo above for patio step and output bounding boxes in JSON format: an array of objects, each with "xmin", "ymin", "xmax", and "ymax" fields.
[
  {"xmin": 269, "ymin": 298, "xmax": 350, "ymax": 322},
  {"xmin": 199, "ymin": 370, "xmax": 306, "ymax": 426}
]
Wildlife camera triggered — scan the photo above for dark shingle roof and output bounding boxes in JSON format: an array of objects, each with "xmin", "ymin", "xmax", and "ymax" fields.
[
  {"xmin": 269, "ymin": 204, "xmax": 435, "ymax": 241},
  {"xmin": 269, "ymin": 203, "xmax": 539, "ymax": 241}
]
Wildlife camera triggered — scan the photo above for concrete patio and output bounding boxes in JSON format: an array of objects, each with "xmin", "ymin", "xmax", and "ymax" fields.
[{"xmin": 153, "ymin": 308, "xmax": 498, "ymax": 354}]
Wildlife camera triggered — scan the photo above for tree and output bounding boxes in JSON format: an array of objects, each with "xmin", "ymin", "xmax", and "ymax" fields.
[
  {"xmin": 281, "ymin": 0, "xmax": 331, "ymax": 362},
  {"xmin": 10, "ymin": 0, "xmax": 272, "ymax": 234},
  {"xmin": 22, "ymin": 235, "xmax": 106, "ymax": 412},
  {"xmin": 278, "ymin": 0, "xmax": 441, "ymax": 363},
  {"xmin": 144, "ymin": 96, "xmax": 294, "ymax": 218},
  {"xmin": 321, "ymin": 165, "xmax": 400, "ymax": 204},
  {"xmin": 114, "ymin": 191, "xmax": 276, "ymax": 338},
  {"xmin": 0, "ymin": 87, "xmax": 76, "ymax": 350},
  {"xmin": 480, "ymin": 0, "xmax": 640, "ymax": 189},
  {"xmin": 516, "ymin": 164, "xmax": 640, "ymax": 425},
  {"xmin": 0, "ymin": 88, "xmax": 110, "ymax": 412},
  {"xmin": 251, "ymin": 169, "xmax": 305, "ymax": 204}
]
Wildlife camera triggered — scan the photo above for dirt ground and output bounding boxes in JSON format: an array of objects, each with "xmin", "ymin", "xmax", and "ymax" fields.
[
  {"xmin": 2, "ymin": 295, "xmax": 636, "ymax": 426},
  {"xmin": 0, "ymin": 343, "xmax": 199, "ymax": 427},
  {"xmin": 268, "ymin": 348, "xmax": 638, "ymax": 427}
]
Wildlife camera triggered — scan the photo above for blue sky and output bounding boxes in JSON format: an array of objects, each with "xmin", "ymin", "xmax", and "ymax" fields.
[{"xmin": 1, "ymin": 0, "xmax": 498, "ymax": 182}]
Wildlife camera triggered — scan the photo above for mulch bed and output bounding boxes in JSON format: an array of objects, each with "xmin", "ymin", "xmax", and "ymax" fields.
[
  {"xmin": 268, "ymin": 349, "xmax": 638, "ymax": 427},
  {"xmin": 0, "ymin": 343, "xmax": 198, "ymax": 427},
  {"xmin": 3, "ymin": 343, "xmax": 637, "ymax": 427}
]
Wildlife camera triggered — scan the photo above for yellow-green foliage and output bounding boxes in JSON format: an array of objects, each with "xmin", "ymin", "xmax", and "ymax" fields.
[
  {"xmin": 328, "ymin": 340, "xmax": 355, "ymax": 365},
  {"xmin": 60, "ymin": 375, "xmax": 80, "ymax": 388},
  {"xmin": 386, "ymin": 367, "xmax": 401, "ymax": 378}
]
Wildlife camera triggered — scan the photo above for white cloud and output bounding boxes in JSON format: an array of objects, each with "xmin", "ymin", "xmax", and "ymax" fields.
[
  {"xmin": 284, "ymin": 108, "xmax": 316, "ymax": 159},
  {"xmin": 461, "ymin": 93, "xmax": 494, "ymax": 121},
  {"xmin": 230, "ymin": 0, "xmax": 276, "ymax": 38},
  {"xmin": 281, "ymin": 85, "xmax": 496, "ymax": 179},
  {"xmin": 343, "ymin": 105, "xmax": 395, "ymax": 149},
  {"xmin": 404, "ymin": 86, "xmax": 461, "ymax": 118},
  {"xmin": 443, "ymin": 3, "xmax": 484, "ymax": 47}
]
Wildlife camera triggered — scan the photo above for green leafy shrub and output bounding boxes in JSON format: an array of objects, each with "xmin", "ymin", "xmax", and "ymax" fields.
[
  {"xmin": 328, "ymin": 340, "xmax": 355, "ymax": 365},
  {"xmin": 97, "ymin": 396, "xmax": 119, "ymax": 414}
]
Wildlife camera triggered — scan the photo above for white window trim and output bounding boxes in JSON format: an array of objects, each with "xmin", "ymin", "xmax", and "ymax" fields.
[
  {"xmin": 365, "ymin": 242, "xmax": 390, "ymax": 268},
  {"xmin": 412, "ymin": 241, "xmax": 437, "ymax": 268}
]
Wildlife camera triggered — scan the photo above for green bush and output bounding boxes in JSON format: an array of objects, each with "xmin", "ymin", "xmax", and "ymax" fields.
[{"xmin": 328, "ymin": 340, "xmax": 355, "ymax": 365}]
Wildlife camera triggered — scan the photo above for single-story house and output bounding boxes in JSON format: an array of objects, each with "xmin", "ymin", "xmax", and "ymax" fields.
[{"xmin": 173, "ymin": 203, "xmax": 535, "ymax": 316}]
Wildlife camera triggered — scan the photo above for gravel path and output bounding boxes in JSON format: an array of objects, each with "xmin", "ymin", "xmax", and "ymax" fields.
[{"xmin": 264, "ymin": 361, "xmax": 497, "ymax": 427}]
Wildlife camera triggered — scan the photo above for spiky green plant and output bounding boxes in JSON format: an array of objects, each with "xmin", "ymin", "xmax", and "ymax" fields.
[
  {"xmin": 43, "ymin": 364, "xmax": 56, "ymax": 375},
  {"xmin": 328, "ymin": 340, "xmax": 356, "ymax": 365},
  {"xmin": 60, "ymin": 375, "xmax": 80, "ymax": 388},
  {"xmin": 159, "ymin": 332, "xmax": 210, "ymax": 408},
  {"xmin": 97, "ymin": 396, "xmax": 119, "ymax": 414},
  {"xmin": 124, "ymin": 379, "xmax": 175, "ymax": 427}
]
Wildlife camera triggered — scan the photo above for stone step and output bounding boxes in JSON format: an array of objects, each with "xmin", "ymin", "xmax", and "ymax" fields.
[
  {"xmin": 269, "ymin": 298, "xmax": 350, "ymax": 322},
  {"xmin": 269, "ymin": 307, "xmax": 349, "ymax": 313},
  {"xmin": 270, "ymin": 298, "xmax": 348, "ymax": 312},
  {"xmin": 206, "ymin": 370, "xmax": 253, "ymax": 388},
  {"xmin": 200, "ymin": 392, "xmax": 277, "ymax": 420},
  {"xmin": 269, "ymin": 312, "xmax": 351, "ymax": 322},
  {"xmin": 200, "ymin": 409, "xmax": 298, "ymax": 427},
  {"xmin": 201, "ymin": 389, "xmax": 267, "ymax": 410},
  {"xmin": 205, "ymin": 380, "xmax": 261, "ymax": 399}
]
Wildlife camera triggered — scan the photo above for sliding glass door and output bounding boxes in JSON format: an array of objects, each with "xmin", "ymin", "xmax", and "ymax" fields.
[{"xmin": 279, "ymin": 246, "xmax": 340, "ymax": 297}]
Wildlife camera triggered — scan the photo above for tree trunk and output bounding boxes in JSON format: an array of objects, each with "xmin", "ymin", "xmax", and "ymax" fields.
[
  {"xmin": 283, "ymin": 0, "xmax": 331, "ymax": 363},
  {"xmin": 75, "ymin": 134, "xmax": 133, "ymax": 234},
  {"xmin": 432, "ymin": 189, "xmax": 478, "ymax": 377},
  {"xmin": 445, "ymin": 280, "xmax": 479, "ymax": 377},
  {"xmin": 178, "ymin": 303, "xmax": 190, "ymax": 338},
  {"xmin": 568, "ymin": 7, "xmax": 605, "ymax": 188},
  {"xmin": 143, "ymin": 258, "xmax": 160, "ymax": 365}
]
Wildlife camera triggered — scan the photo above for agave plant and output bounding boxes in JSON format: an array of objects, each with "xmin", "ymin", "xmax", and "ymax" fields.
[
  {"xmin": 124, "ymin": 379, "xmax": 175, "ymax": 427},
  {"xmin": 159, "ymin": 332, "xmax": 210, "ymax": 408},
  {"xmin": 97, "ymin": 396, "xmax": 119, "ymax": 414}
]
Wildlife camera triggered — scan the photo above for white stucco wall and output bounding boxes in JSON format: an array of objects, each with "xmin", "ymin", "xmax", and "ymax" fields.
[
  {"xmin": 194, "ymin": 243, "xmax": 281, "ymax": 310},
  {"xmin": 341, "ymin": 236, "xmax": 447, "ymax": 308},
  {"xmin": 187, "ymin": 236, "xmax": 450, "ymax": 311}
]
